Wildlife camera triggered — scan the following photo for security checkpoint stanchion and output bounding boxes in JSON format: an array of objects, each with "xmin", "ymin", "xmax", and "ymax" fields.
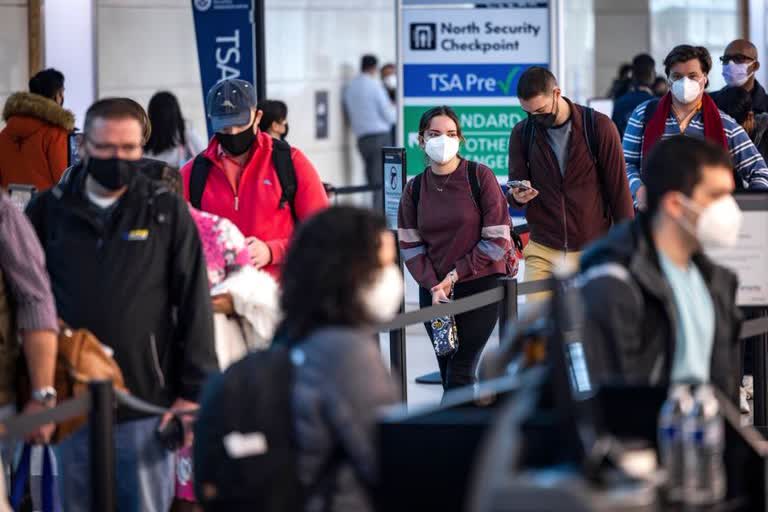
[
  {"xmin": 497, "ymin": 278, "xmax": 519, "ymax": 334},
  {"xmin": 383, "ymin": 146, "xmax": 408, "ymax": 401},
  {"xmin": 90, "ymin": 380, "xmax": 116, "ymax": 512},
  {"xmin": 753, "ymin": 308, "xmax": 768, "ymax": 428}
]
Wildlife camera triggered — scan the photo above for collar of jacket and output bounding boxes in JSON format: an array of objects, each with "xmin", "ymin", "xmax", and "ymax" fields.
[
  {"xmin": 53, "ymin": 161, "xmax": 154, "ymax": 214},
  {"xmin": 2, "ymin": 92, "xmax": 75, "ymax": 132},
  {"xmin": 752, "ymin": 80, "xmax": 768, "ymax": 109}
]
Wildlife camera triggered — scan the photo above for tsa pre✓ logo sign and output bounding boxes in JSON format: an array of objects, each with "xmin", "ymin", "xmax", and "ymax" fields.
[
  {"xmin": 403, "ymin": 8, "xmax": 549, "ymax": 65},
  {"xmin": 404, "ymin": 63, "xmax": 546, "ymax": 97}
]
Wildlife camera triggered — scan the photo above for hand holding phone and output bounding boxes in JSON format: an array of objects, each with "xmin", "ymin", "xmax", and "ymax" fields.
[
  {"xmin": 506, "ymin": 180, "xmax": 539, "ymax": 205},
  {"xmin": 507, "ymin": 180, "xmax": 531, "ymax": 191}
]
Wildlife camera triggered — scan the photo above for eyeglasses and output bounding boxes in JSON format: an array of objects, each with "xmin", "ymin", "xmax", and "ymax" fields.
[
  {"xmin": 720, "ymin": 54, "xmax": 755, "ymax": 65},
  {"xmin": 86, "ymin": 138, "xmax": 142, "ymax": 155}
]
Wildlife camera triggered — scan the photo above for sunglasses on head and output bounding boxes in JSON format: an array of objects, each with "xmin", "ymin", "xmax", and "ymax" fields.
[{"xmin": 720, "ymin": 54, "xmax": 755, "ymax": 64}]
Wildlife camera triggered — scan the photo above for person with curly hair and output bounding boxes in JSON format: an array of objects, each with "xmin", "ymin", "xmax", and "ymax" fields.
[{"xmin": 277, "ymin": 206, "xmax": 401, "ymax": 512}]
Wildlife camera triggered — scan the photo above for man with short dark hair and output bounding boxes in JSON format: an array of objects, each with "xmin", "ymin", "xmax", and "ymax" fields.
[
  {"xmin": 0, "ymin": 68, "xmax": 73, "ymax": 190},
  {"xmin": 612, "ymin": 54, "xmax": 656, "ymax": 135},
  {"xmin": 580, "ymin": 135, "xmax": 743, "ymax": 401},
  {"xmin": 623, "ymin": 44, "xmax": 768, "ymax": 210},
  {"xmin": 343, "ymin": 54, "xmax": 397, "ymax": 211},
  {"xmin": 711, "ymin": 39, "xmax": 768, "ymax": 114},
  {"xmin": 508, "ymin": 67, "xmax": 634, "ymax": 298},
  {"xmin": 26, "ymin": 97, "xmax": 217, "ymax": 512},
  {"xmin": 28, "ymin": 68, "xmax": 65, "ymax": 106}
]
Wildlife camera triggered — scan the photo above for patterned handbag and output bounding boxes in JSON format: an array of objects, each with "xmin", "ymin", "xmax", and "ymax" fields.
[{"xmin": 430, "ymin": 289, "xmax": 459, "ymax": 357}]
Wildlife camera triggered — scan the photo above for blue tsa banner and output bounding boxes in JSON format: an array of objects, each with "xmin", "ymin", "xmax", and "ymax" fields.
[
  {"xmin": 192, "ymin": 0, "xmax": 256, "ymax": 137},
  {"xmin": 404, "ymin": 63, "xmax": 547, "ymax": 97}
]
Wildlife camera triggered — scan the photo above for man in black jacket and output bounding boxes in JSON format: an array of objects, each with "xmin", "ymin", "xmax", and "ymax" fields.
[
  {"xmin": 26, "ymin": 98, "xmax": 217, "ymax": 512},
  {"xmin": 711, "ymin": 39, "xmax": 768, "ymax": 115},
  {"xmin": 579, "ymin": 135, "xmax": 743, "ymax": 402}
]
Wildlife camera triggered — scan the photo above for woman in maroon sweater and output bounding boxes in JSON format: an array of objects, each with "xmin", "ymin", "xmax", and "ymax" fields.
[{"xmin": 398, "ymin": 106, "xmax": 512, "ymax": 391}]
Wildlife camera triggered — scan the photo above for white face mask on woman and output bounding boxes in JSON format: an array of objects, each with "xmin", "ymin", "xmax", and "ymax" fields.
[
  {"xmin": 678, "ymin": 194, "xmax": 743, "ymax": 249},
  {"xmin": 360, "ymin": 264, "xmax": 404, "ymax": 323},
  {"xmin": 671, "ymin": 76, "xmax": 704, "ymax": 105},
  {"xmin": 424, "ymin": 134, "xmax": 460, "ymax": 164}
]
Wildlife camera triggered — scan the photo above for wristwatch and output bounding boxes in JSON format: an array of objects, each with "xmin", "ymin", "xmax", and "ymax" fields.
[{"xmin": 31, "ymin": 386, "xmax": 57, "ymax": 407}]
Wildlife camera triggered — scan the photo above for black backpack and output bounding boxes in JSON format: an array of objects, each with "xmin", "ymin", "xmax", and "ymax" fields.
[
  {"xmin": 193, "ymin": 344, "xmax": 343, "ymax": 512},
  {"xmin": 194, "ymin": 345, "xmax": 303, "ymax": 511},
  {"xmin": 189, "ymin": 138, "xmax": 299, "ymax": 222}
]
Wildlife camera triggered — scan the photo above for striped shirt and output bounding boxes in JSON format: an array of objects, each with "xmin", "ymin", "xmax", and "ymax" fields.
[
  {"xmin": 623, "ymin": 99, "xmax": 768, "ymax": 200},
  {"xmin": 0, "ymin": 191, "xmax": 57, "ymax": 332}
]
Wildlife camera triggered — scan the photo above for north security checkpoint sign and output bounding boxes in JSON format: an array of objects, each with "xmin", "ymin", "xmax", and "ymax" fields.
[
  {"xmin": 403, "ymin": 105, "xmax": 526, "ymax": 177},
  {"xmin": 403, "ymin": 8, "xmax": 549, "ymax": 98}
]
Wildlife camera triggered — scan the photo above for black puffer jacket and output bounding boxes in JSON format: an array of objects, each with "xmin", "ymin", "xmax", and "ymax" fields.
[{"xmin": 578, "ymin": 215, "xmax": 743, "ymax": 401}]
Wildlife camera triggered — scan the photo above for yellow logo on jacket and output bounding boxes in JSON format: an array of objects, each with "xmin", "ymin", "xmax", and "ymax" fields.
[{"xmin": 123, "ymin": 229, "xmax": 149, "ymax": 241}]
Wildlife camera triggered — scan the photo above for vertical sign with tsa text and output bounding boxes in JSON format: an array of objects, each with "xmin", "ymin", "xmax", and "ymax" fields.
[
  {"xmin": 382, "ymin": 147, "xmax": 406, "ymax": 230},
  {"xmin": 192, "ymin": 0, "xmax": 256, "ymax": 138}
]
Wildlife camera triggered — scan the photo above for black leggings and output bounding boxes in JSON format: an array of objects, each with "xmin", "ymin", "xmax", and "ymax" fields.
[{"xmin": 419, "ymin": 274, "xmax": 501, "ymax": 391}]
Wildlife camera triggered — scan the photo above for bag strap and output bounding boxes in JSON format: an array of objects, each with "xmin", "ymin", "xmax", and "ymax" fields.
[
  {"xmin": 272, "ymin": 139, "xmax": 299, "ymax": 224},
  {"xmin": 189, "ymin": 155, "xmax": 211, "ymax": 210},
  {"xmin": 411, "ymin": 169, "xmax": 426, "ymax": 211},
  {"xmin": 521, "ymin": 118, "xmax": 536, "ymax": 171},
  {"xmin": 582, "ymin": 106, "xmax": 612, "ymax": 219},
  {"xmin": 642, "ymin": 98, "xmax": 660, "ymax": 126},
  {"xmin": 10, "ymin": 444, "xmax": 31, "ymax": 511},
  {"xmin": 466, "ymin": 160, "xmax": 482, "ymax": 210}
]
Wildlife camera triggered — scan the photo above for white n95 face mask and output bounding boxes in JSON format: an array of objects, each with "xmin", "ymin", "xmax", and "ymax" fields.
[
  {"xmin": 671, "ymin": 77, "xmax": 703, "ymax": 105},
  {"xmin": 360, "ymin": 264, "xmax": 404, "ymax": 324},
  {"xmin": 680, "ymin": 195, "xmax": 743, "ymax": 249},
  {"xmin": 424, "ymin": 135, "xmax": 460, "ymax": 164}
]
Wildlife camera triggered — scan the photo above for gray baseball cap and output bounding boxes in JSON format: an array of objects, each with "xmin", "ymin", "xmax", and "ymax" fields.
[{"xmin": 206, "ymin": 78, "xmax": 257, "ymax": 132}]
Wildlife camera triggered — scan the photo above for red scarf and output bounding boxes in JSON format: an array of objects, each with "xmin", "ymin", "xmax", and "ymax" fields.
[{"xmin": 642, "ymin": 92, "xmax": 728, "ymax": 156}]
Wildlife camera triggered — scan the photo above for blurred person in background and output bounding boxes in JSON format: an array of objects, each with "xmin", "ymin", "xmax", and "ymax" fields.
[
  {"xmin": 0, "ymin": 68, "xmax": 74, "ymax": 190},
  {"xmin": 607, "ymin": 62, "xmax": 633, "ymax": 99},
  {"xmin": 711, "ymin": 39, "xmax": 768, "ymax": 114},
  {"xmin": 612, "ymin": 54, "xmax": 656, "ymax": 136},
  {"xmin": 343, "ymin": 54, "xmax": 397, "ymax": 211},
  {"xmin": 653, "ymin": 76, "xmax": 670, "ymax": 97},
  {"xmin": 144, "ymin": 91, "xmax": 206, "ymax": 168},
  {"xmin": 257, "ymin": 99, "xmax": 289, "ymax": 141},
  {"xmin": 381, "ymin": 62, "xmax": 397, "ymax": 103},
  {"xmin": 713, "ymin": 85, "xmax": 768, "ymax": 168}
]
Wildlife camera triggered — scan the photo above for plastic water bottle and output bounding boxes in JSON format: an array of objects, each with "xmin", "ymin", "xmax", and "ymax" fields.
[
  {"xmin": 683, "ymin": 384, "xmax": 726, "ymax": 506},
  {"xmin": 658, "ymin": 384, "xmax": 693, "ymax": 502}
]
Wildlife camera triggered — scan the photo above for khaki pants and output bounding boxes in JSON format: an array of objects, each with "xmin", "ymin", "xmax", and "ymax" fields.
[{"xmin": 523, "ymin": 241, "xmax": 582, "ymax": 301}]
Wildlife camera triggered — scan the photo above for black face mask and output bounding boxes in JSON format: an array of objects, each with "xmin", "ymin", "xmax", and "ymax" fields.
[
  {"xmin": 87, "ymin": 157, "xmax": 138, "ymax": 190},
  {"xmin": 281, "ymin": 123, "xmax": 289, "ymax": 141},
  {"xmin": 218, "ymin": 123, "xmax": 256, "ymax": 156},
  {"xmin": 529, "ymin": 92, "xmax": 559, "ymax": 129}
]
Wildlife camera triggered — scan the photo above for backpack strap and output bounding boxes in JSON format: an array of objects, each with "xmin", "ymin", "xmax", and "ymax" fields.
[
  {"xmin": 642, "ymin": 98, "xmax": 660, "ymax": 126},
  {"xmin": 466, "ymin": 159, "xmax": 482, "ymax": 211},
  {"xmin": 272, "ymin": 139, "xmax": 299, "ymax": 224},
  {"xmin": 521, "ymin": 118, "xmax": 536, "ymax": 171},
  {"xmin": 189, "ymin": 155, "xmax": 212, "ymax": 210},
  {"xmin": 411, "ymin": 168, "xmax": 427, "ymax": 211},
  {"xmin": 582, "ymin": 106, "xmax": 613, "ymax": 219}
]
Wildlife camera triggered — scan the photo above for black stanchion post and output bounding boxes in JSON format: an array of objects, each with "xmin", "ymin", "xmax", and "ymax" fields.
[
  {"xmin": 254, "ymin": 0, "xmax": 267, "ymax": 103},
  {"xmin": 89, "ymin": 380, "xmax": 116, "ymax": 512},
  {"xmin": 754, "ymin": 308, "xmax": 768, "ymax": 427},
  {"xmin": 498, "ymin": 278, "xmax": 518, "ymax": 334}
]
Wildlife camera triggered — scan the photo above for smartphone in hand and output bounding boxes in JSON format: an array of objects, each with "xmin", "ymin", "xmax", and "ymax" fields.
[{"xmin": 507, "ymin": 180, "xmax": 531, "ymax": 192}]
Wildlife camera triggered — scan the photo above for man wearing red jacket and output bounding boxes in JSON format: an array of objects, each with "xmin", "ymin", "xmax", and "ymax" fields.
[{"xmin": 181, "ymin": 79, "xmax": 328, "ymax": 280}]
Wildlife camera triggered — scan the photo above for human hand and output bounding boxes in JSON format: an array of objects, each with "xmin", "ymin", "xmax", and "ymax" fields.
[
  {"xmin": 509, "ymin": 180, "xmax": 539, "ymax": 205},
  {"xmin": 431, "ymin": 288, "xmax": 450, "ymax": 305},
  {"xmin": 636, "ymin": 186, "xmax": 647, "ymax": 211},
  {"xmin": 212, "ymin": 292, "xmax": 235, "ymax": 315},
  {"xmin": 22, "ymin": 400, "xmax": 55, "ymax": 444},
  {"xmin": 160, "ymin": 398, "xmax": 198, "ymax": 449},
  {"xmin": 246, "ymin": 237, "xmax": 272, "ymax": 269}
]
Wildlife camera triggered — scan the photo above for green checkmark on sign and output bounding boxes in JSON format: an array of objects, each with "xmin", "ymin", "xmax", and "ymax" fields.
[{"xmin": 497, "ymin": 67, "xmax": 521, "ymax": 96}]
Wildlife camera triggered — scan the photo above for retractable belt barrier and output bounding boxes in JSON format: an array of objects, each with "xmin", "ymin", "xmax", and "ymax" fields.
[{"xmin": 332, "ymin": 184, "xmax": 382, "ymax": 195}]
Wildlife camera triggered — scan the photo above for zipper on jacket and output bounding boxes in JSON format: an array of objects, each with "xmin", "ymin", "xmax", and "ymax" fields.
[
  {"xmin": 561, "ymin": 195, "xmax": 569, "ymax": 251},
  {"xmin": 149, "ymin": 333, "xmax": 166, "ymax": 388},
  {"xmin": 234, "ymin": 195, "xmax": 239, "ymax": 211}
]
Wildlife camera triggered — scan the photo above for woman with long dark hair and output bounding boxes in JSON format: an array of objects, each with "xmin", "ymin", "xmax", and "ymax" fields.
[
  {"xmin": 278, "ymin": 206, "xmax": 400, "ymax": 512},
  {"xmin": 398, "ymin": 105, "xmax": 513, "ymax": 392},
  {"xmin": 144, "ymin": 91, "xmax": 205, "ymax": 167}
]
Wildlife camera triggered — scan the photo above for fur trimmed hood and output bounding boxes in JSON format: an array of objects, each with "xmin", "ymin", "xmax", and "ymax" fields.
[{"xmin": 3, "ymin": 92, "xmax": 75, "ymax": 132}]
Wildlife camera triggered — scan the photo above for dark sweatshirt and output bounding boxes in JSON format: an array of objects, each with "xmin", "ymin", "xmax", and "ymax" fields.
[{"xmin": 397, "ymin": 159, "xmax": 511, "ymax": 289}]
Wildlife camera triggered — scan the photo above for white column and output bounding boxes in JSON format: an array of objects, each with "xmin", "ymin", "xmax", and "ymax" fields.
[{"xmin": 43, "ymin": 0, "xmax": 96, "ymax": 130}]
